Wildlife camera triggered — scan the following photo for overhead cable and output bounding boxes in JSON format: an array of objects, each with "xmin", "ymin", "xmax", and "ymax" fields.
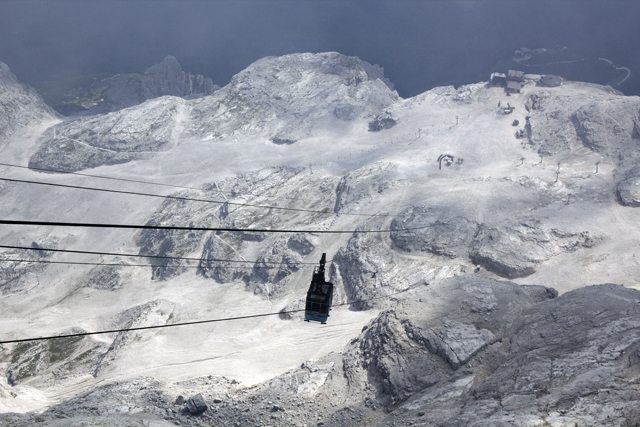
[
  {"xmin": 0, "ymin": 162, "xmax": 204, "ymax": 191},
  {"xmin": 0, "ymin": 258, "xmax": 305, "ymax": 270},
  {"xmin": 0, "ymin": 219, "xmax": 415, "ymax": 234},
  {"xmin": 0, "ymin": 244, "xmax": 321, "ymax": 266},
  {"xmin": 0, "ymin": 283, "xmax": 424, "ymax": 345},
  {"xmin": 0, "ymin": 177, "xmax": 392, "ymax": 217}
]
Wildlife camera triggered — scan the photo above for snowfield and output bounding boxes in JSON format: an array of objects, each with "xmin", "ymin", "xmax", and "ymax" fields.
[{"xmin": 1, "ymin": 53, "xmax": 640, "ymax": 426}]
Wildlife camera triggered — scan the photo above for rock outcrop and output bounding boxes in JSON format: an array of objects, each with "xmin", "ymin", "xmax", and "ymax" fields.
[
  {"xmin": 185, "ymin": 52, "xmax": 399, "ymax": 142},
  {"xmin": 390, "ymin": 206, "xmax": 478, "ymax": 258},
  {"xmin": 27, "ymin": 53, "xmax": 398, "ymax": 172},
  {"xmin": 8, "ymin": 280, "xmax": 639, "ymax": 427},
  {"xmin": 525, "ymin": 87, "xmax": 640, "ymax": 179},
  {"xmin": 137, "ymin": 189, "xmax": 219, "ymax": 281},
  {"xmin": 0, "ymin": 61, "xmax": 56, "ymax": 146},
  {"xmin": 28, "ymin": 96, "xmax": 189, "ymax": 172},
  {"xmin": 0, "ymin": 240, "xmax": 56, "ymax": 294},
  {"xmin": 334, "ymin": 162, "xmax": 400, "ymax": 213},
  {"xmin": 470, "ymin": 220, "xmax": 599, "ymax": 278},
  {"xmin": 617, "ymin": 175, "xmax": 640, "ymax": 207},
  {"xmin": 64, "ymin": 56, "xmax": 217, "ymax": 116},
  {"xmin": 368, "ymin": 110, "xmax": 398, "ymax": 132}
]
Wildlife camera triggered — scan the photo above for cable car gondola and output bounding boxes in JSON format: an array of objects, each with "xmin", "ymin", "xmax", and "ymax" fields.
[{"xmin": 304, "ymin": 253, "xmax": 334, "ymax": 324}]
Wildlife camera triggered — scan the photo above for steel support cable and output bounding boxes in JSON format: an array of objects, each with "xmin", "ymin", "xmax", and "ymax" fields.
[
  {"xmin": 0, "ymin": 177, "xmax": 393, "ymax": 218},
  {"xmin": 0, "ymin": 244, "xmax": 321, "ymax": 266},
  {"xmin": 0, "ymin": 219, "xmax": 423, "ymax": 234},
  {"xmin": 0, "ymin": 162, "xmax": 204, "ymax": 191},
  {"xmin": 0, "ymin": 283, "xmax": 424, "ymax": 345},
  {"xmin": 0, "ymin": 258, "xmax": 308, "ymax": 270}
]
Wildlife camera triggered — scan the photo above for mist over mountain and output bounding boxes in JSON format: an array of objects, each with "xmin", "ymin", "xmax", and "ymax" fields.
[{"xmin": 1, "ymin": 46, "xmax": 640, "ymax": 425}]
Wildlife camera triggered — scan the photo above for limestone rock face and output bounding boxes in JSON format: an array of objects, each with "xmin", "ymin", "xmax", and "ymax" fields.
[
  {"xmin": 470, "ymin": 220, "xmax": 599, "ymax": 278},
  {"xmin": 14, "ymin": 280, "xmax": 640, "ymax": 427},
  {"xmin": 390, "ymin": 206, "xmax": 478, "ymax": 258},
  {"xmin": 27, "ymin": 52, "xmax": 398, "ymax": 172},
  {"xmin": 28, "ymin": 96, "xmax": 189, "ymax": 172},
  {"xmin": 334, "ymin": 162, "xmax": 400, "ymax": 213},
  {"xmin": 77, "ymin": 56, "xmax": 218, "ymax": 115},
  {"xmin": 389, "ymin": 208, "xmax": 599, "ymax": 279},
  {"xmin": 198, "ymin": 233, "xmax": 250, "ymax": 284},
  {"xmin": 0, "ymin": 61, "xmax": 56, "ymax": 146},
  {"xmin": 137, "ymin": 189, "xmax": 219, "ymax": 281},
  {"xmin": 185, "ymin": 52, "xmax": 399, "ymax": 142},
  {"xmin": 338, "ymin": 277, "xmax": 555, "ymax": 410},
  {"xmin": 525, "ymin": 87, "xmax": 640, "ymax": 175},
  {"xmin": 0, "ymin": 240, "xmax": 56, "ymax": 294},
  {"xmin": 617, "ymin": 176, "xmax": 640, "ymax": 207}
]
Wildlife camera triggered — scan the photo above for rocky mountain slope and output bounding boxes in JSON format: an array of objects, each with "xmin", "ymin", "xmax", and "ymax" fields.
[
  {"xmin": 0, "ymin": 62, "xmax": 57, "ymax": 148},
  {"xmin": 28, "ymin": 52, "xmax": 399, "ymax": 172},
  {"xmin": 33, "ymin": 56, "xmax": 217, "ymax": 116},
  {"xmin": 1, "ymin": 52, "xmax": 640, "ymax": 425},
  {"xmin": 3, "ymin": 280, "xmax": 639, "ymax": 427}
]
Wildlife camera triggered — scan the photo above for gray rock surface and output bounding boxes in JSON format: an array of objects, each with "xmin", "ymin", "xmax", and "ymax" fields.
[
  {"xmin": 137, "ymin": 190, "xmax": 218, "ymax": 281},
  {"xmin": 368, "ymin": 110, "xmax": 398, "ymax": 132},
  {"xmin": 246, "ymin": 237, "xmax": 303, "ymax": 297},
  {"xmin": 525, "ymin": 86, "xmax": 640, "ymax": 177},
  {"xmin": 28, "ymin": 96, "xmax": 189, "ymax": 172},
  {"xmin": 6, "ymin": 331, "xmax": 107, "ymax": 387},
  {"xmin": 85, "ymin": 265, "xmax": 130, "ymax": 291},
  {"xmin": 0, "ymin": 61, "xmax": 56, "ymax": 146},
  {"xmin": 330, "ymin": 217, "xmax": 397, "ymax": 310},
  {"xmin": 10, "ymin": 280, "xmax": 640, "ymax": 427},
  {"xmin": 617, "ymin": 175, "xmax": 640, "ymax": 207},
  {"xmin": 3, "ymin": 299, "xmax": 176, "ymax": 390},
  {"xmin": 197, "ymin": 232, "xmax": 251, "ymax": 283},
  {"xmin": 470, "ymin": 219, "xmax": 600, "ymax": 278},
  {"xmin": 185, "ymin": 52, "xmax": 399, "ymax": 142},
  {"xmin": 0, "ymin": 241, "xmax": 55, "ymax": 294},
  {"xmin": 286, "ymin": 233, "xmax": 316, "ymax": 255},
  {"xmin": 92, "ymin": 300, "xmax": 176, "ymax": 378},
  {"xmin": 334, "ymin": 162, "xmax": 400, "ymax": 213},
  {"xmin": 390, "ymin": 206, "xmax": 478, "ymax": 258},
  {"xmin": 144, "ymin": 167, "xmax": 337, "ymax": 297},
  {"xmin": 75, "ymin": 56, "xmax": 217, "ymax": 115},
  {"xmin": 27, "ymin": 53, "xmax": 397, "ymax": 172},
  {"xmin": 389, "ymin": 207, "xmax": 599, "ymax": 279},
  {"xmin": 185, "ymin": 393, "xmax": 207, "ymax": 415}
]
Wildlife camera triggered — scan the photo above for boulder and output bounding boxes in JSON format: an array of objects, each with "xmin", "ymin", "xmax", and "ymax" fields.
[
  {"xmin": 185, "ymin": 393, "xmax": 208, "ymax": 415},
  {"xmin": 617, "ymin": 176, "xmax": 640, "ymax": 207}
]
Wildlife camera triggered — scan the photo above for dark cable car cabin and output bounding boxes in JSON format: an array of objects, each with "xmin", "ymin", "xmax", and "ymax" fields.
[{"xmin": 304, "ymin": 253, "xmax": 334, "ymax": 324}]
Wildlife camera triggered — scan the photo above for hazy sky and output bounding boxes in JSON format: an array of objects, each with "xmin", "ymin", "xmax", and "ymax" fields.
[{"xmin": 1, "ymin": 0, "xmax": 639, "ymax": 97}]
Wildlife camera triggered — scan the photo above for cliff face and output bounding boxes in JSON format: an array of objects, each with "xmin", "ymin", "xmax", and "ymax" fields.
[
  {"xmin": 0, "ymin": 62, "xmax": 57, "ymax": 147},
  {"xmin": 80, "ymin": 55, "xmax": 218, "ymax": 115}
]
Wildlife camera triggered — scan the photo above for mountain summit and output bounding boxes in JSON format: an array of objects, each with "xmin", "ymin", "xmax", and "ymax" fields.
[
  {"xmin": 78, "ymin": 55, "xmax": 218, "ymax": 115},
  {"xmin": 28, "ymin": 52, "xmax": 399, "ymax": 172}
]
